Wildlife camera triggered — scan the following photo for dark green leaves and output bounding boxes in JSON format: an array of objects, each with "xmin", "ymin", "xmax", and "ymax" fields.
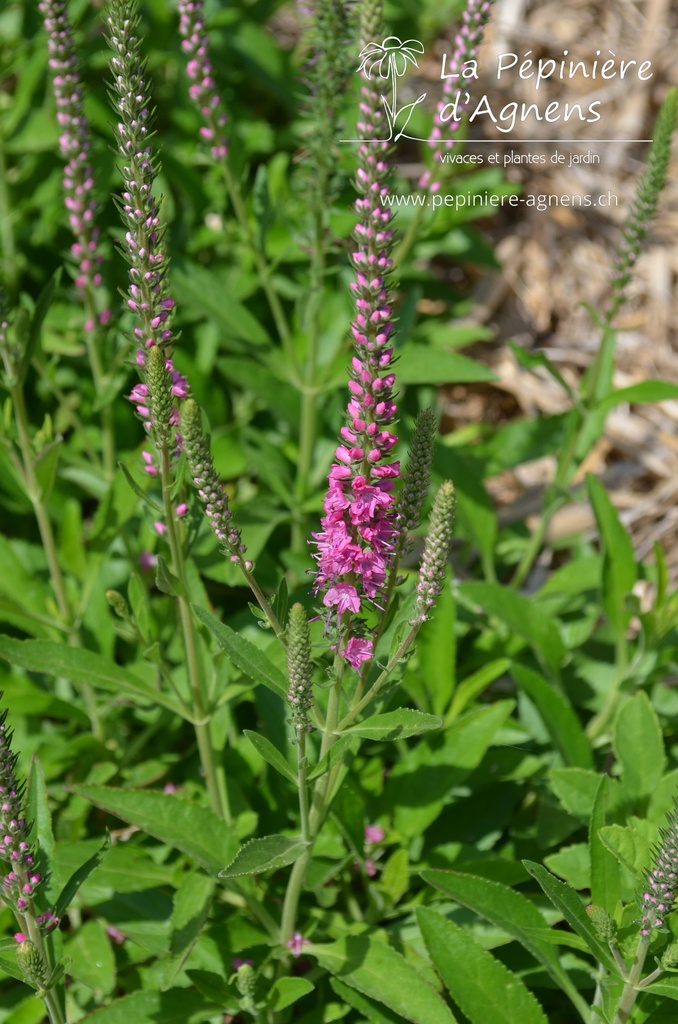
[
  {"xmin": 220, "ymin": 835, "xmax": 306, "ymax": 878},
  {"xmin": 193, "ymin": 606, "xmax": 287, "ymax": 698},
  {"xmin": 69, "ymin": 786, "xmax": 238, "ymax": 875},
  {"xmin": 343, "ymin": 710, "xmax": 442, "ymax": 740}
]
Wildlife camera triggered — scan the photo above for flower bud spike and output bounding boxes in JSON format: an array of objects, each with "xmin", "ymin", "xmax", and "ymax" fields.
[
  {"xmin": 286, "ymin": 604, "xmax": 314, "ymax": 733},
  {"xmin": 411, "ymin": 481, "xmax": 456, "ymax": 625},
  {"xmin": 396, "ymin": 408, "xmax": 436, "ymax": 549}
]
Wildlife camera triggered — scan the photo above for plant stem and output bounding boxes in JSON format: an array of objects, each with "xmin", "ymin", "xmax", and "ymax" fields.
[
  {"xmin": 160, "ymin": 445, "xmax": 228, "ymax": 823},
  {"xmin": 297, "ymin": 730, "xmax": 310, "ymax": 846},
  {"xmin": 20, "ymin": 917, "xmax": 66, "ymax": 1024},
  {"xmin": 611, "ymin": 937, "xmax": 649, "ymax": 1024},
  {"xmin": 7, "ymin": 376, "xmax": 102, "ymax": 740},
  {"xmin": 0, "ymin": 129, "xmax": 18, "ymax": 300}
]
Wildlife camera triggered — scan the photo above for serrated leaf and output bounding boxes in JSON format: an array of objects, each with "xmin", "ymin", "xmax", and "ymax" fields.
[
  {"xmin": 0, "ymin": 636, "xmax": 184, "ymax": 715},
  {"xmin": 598, "ymin": 823, "xmax": 653, "ymax": 880},
  {"xmin": 344, "ymin": 709, "xmax": 442, "ymax": 740},
  {"xmin": 78, "ymin": 988, "xmax": 219, "ymax": 1023},
  {"xmin": 68, "ymin": 786, "xmax": 238, "ymax": 875},
  {"xmin": 331, "ymin": 978, "xmax": 405, "ymax": 1024},
  {"xmin": 380, "ymin": 848, "xmax": 409, "ymax": 905},
  {"xmin": 309, "ymin": 934, "xmax": 457, "ymax": 1024},
  {"xmin": 266, "ymin": 976, "xmax": 314, "ymax": 1011},
  {"xmin": 243, "ymin": 730, "xmax": 296, "ymax": 784},
  {"xmin": 220, "ymin": 834, "xmax": 306, "ymax": 878},
  {"xmin": 417, "ymin": 906, "xmax": 549, "ymax": 1024},
  {"xmin": 549, "ymin": 768, "xmax": 603, "ymax": 820},
  {"xmin": 523, "ymin": 861, "xmax": 617, "ymax": 971},
  {"xmin": 420, "ymin": 869, "xmax": 588, "ymax": 1020},
  {"xmin": 193, "ymin": 606, "xmax": 287, "ymax": 698},
  {"xmin": 54, "ymin": 831, "xmax": 111, "ymax": 922}
]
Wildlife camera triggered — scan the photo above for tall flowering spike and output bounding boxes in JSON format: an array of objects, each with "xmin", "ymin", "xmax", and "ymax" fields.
[
  {"xmin": 395, "ymin": 408, "xmax": 436, "ymax": 548},
  {"xmin": 411, "ymin": 481, "xmax": 456, "ymax": 625},
  {"xmin": 299, "ymin": 0, "xmax": 352, "ymax": 212},
  {"xmin": 145, "ymin": 344, "xmax": 174, "ymax": 447},
  {"xmin": 639, "ymin": 801, "xmax": 678, "ymax": 938},
  {"xmin": 311, "ymin": 0, "xmax": 400, "ymax": 671},
  {"xmin": 286, "ymin": 604, "xmax": 314, "ymax": 732},
  {"xmin": 0, "ymin": 706, "xmax": 56, "ymax": 932},
  {"xmin": 608, "ymin": 88, "xmax": 678, "ymax": 320},
  {"xmin": 420, "ymin": 0, "xmax": 492, "ymax": 192},
  {"xmin": 180, "ymin": 399, "xmax": 251, "ymax": 569},
  {"xmin": 106, "ymin": 0, "xmax": 188, "ymax": 464},
  {"xmin": 177, "ymin": 0, "xmax": 228, "ymax": 160},
  {"xmin": 39, "ymin": 0, "xmax": 108, "ymax": 328}
]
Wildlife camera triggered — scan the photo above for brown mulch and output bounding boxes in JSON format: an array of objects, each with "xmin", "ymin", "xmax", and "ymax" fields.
[{"xmin": 417, "ymin": 0, "xmax": 678, "ymax": 584}]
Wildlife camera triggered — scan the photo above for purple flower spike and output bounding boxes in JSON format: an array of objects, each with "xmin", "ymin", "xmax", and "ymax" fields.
[
  {"xmin": 311, "ymin": 51, "xmax": 400, "ymax": 669},
  {"xmin": 420, "ymin": 0, "xmax": 492, "ymax": 191},
  {"xmin": 640, "ymin": 806, "xmax": 678, "ymax": 938},
  {"xmin": 39, "ymin": 0, "xmax": 109, "ymax": 319},
  {"xmin": 178, "ymin": 0, "xmax": 228, "ymax": 160}
]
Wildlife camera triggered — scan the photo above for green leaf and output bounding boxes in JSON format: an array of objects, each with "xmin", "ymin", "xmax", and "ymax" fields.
[
  {"xmin": 434, "ymin": 449, "xmax": 496, "ymax": 580},
  {"xmin": 173, "ymin": 265, "xmax": 271, "ymax": 348},
  {"xmin": 597, "ymin": 380, "xmax": 678, "ymax": 412},
  {"xmin": 64, "ymin": 919, "xmax": 115, "ymax": 994},
  {"xmin": 26, "ymin": 756, "xmax": 58, "ymax": 903},
  {"xmin": 398, "ymin": 346, "xmax": 497, "ymax": 385},
  {"xmin": 417, "ymin": 581, "xmax": 455, "ymax": 717},
  {"xmin": 380, "ymin": 849, "xmax": 409, "ymax": 905},
  {"xmin": 458, "ymin": 582, "xmax": 565, "ymax": 675},
  {"xmin": 330, "ymin": 978, "xmax": 406, "ymax": 1024},
  {"xmin": 543, "ymin": 843, "xmax": 590, "ymax": 890},
  {"xmin": 192, "ymin": 606, "xmax": 287, "ymax": 698},
  {"xmin": 155, "ymin": 555, "xmax": 186, "ymax": 598},
  {"xmin": 522, "ymin": 861, "xmax": 618, "ymax": 971},
  {"xmin": 0, "ymin": 636, "xmax": 184, "ymax": 715},
  {"xmin": 54, "ymin": 831, "xmax": 111, "ymax": 922},
  {"xmin": 68, "ymin": 786, "xmax": 238, "ymax": 875},
  {"xmin": 162, "ymin": 871, "xmax": 216, "ymax": 989},
  {"xmin": 243, "ymin": 730, "xmax": 296, "ymax": 784},
  {"xmin": 307, "ymin": 734, "xmax": 357, "ymax": 782},
  {"xmin": 420, "ymin": 869, "xmax": 588, "ymax": 1020},
  {"xmin": 613, "ymin": 691, "xmax": 666, "ymax": 808},
  {"xmin": 587, "ymin": 475, "xmax": 637, "ymax": 634},
  {"xmin": 511, "ymin": 665, "xmax": 592, "ymax": 768},
  {"xmin": 417, "ymin": 906, "xmax": 548, "ymax": 1024},
  {"xmin": 343, "ymin": 710, "xmax": 442, "ymax": 740},
  {"xmin": 19, "ymin": 268, "xmax": 61, "ymax": 383},
  {"xmin": 266, "ymin": 976, "xmax": 314, "ymax": 1011},
  {"xmin": 446, "ymin": 659, "xmax": 511, "ymax": 722},
  {"xmin": 589, "ymin": 776, "xmax": 622, "ymax": 913},
  {"xmin": 598, "ymin": 823, "xmax": 653, "ymax": 880},
  {"xmin": 118, "ymin": 461, "xmax": 163, "ymax": 513},
  {"xmin": 78, "ymin": 988, "xmax": 219, "ymax": 1023},
  {"xmin": 509, "ymin": 342, "xmax": 576, "ymax": 401},
  {"xmin": 219, "ymin": 834, "xmax": 306, "ymax": 878},
  {"xmin": 549, "ymin": 768, "xmax": 603, "ymax": 820},
  {"xmin": 309, "ymin": 934, "xmax": 457, "ymax": 1024}
]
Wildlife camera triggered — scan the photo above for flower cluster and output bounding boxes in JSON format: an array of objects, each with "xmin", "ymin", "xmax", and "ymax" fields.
[
  {"xmin": 411, "ymin": 481, "xmax": 456, "ymax": 625},
  {"xmin": 0, "ymin": 710, "xmax": 57, "ymax": 934},
  {"xmin": 106, "ymin": 0, "xmax": 189, "ymax": 496},
  {"xmin": 180, "ymin": 399, "xmax": 250, "ymax": 568},
  {"xmin": 640, "ymin": 807, "xmax": 678, "ymax": 938},
  {"xmin": 178, "ymin": 0, "xmax": 228, "ymax": 160},
  {"xmin": 286, "ymin": 604, "xmax": 314, "ymax": 732},
  {"xmin": 420, "ymin": 0, "xmax": 492, "ymax": 191},
  {"xmin": 311, "ymin": 9, "xmax": 400, "ymax": 670},
  {"xmin": 39, "ymin": 0, "xmax": 109, "ymax": 331}
]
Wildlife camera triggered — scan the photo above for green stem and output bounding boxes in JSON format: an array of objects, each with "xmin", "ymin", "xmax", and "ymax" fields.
[
  {"xmin": 611, "ymin": 937, "xmax": 649, "ymax": 1024},
  {"xmin": 160, "ymin": 445, "xmax": 228, "ymax": 823},
  {"xmin": 20, "ymin": 915, "xmax": 66, "ymax": 1024},
  {"xmin": 339, "ymin": 622, "xmax": 421, "ymax": 730},
  {"xmin": 0, "ymin": 129, "xmax": 17, "ymax": 300},
  {"xmin": 8, "ymin": 378, "xmax": 102, "ymax": 739},
  {"xmin": 297, "ymin": 730, "xmax": 310, "ymax": 846}
]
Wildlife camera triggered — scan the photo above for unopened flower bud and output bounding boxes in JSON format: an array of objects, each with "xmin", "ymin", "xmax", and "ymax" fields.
[
  {"xmin": 286, "ymin": 604, "xmax": 313, "ymax": 733},
  {"xmin": 16, "ymin": 940, "xmax": 48, "ymax": 989},
  {"xmin": 412, "ymin": 481, "xmax": 456, "ymax": 624},
  {"xmin": 586, "ymin": 904, "xmax": 616, "ymax": 945}
]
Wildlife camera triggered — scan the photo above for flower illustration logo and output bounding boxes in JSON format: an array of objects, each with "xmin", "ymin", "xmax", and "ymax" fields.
[{"xmin": 357, "ymin": 36, "xmax": 427, "ymax": 141}]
